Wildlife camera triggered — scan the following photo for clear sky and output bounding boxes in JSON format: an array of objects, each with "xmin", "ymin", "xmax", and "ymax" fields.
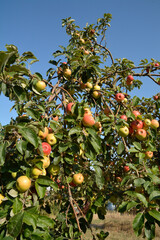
[{"xmin": 1, "ymin": 0, "xmax": 160, "ymax": 125}]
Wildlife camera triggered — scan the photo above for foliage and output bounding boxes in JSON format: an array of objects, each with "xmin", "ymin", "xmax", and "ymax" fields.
[{"xmin": 0, "ymin": 13, "xmax": 160, "ymax": 239}]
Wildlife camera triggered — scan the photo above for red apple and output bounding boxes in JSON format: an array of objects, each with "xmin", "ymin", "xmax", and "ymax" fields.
[
  {"xmin": 82, "ymin": 113, "xmax": 95, "ymax": 127},
  {"xmin": 129, "ymin": 126, "xmax": 134, "ymax": 135},
  {"xmin": 52, "ymin": 116, "xmax": 59, "ymax": 121},
  {"xmin": 115, "ymin": 93, "xmax": 125, "ymax": 102},
  {"xmin": 42, "ymin": 142, "xmax": 51, "ymax": 156},
  {"xmin": 153, "ymin": 95, "xmax": 159, "ymax": 100},
  {"xmin": 130, "ymin": 120, "xmax": 143, "ymax": 130},
  {"xmin": 120, "ymin": 115, "xmax": 128, "ymax": 121},
  {"xmin": 150, "ymin": 119, "xmax": 159, "ymax": 129},
  {"xmin": 135, "ymin": 129, "xmax": 147, "ymax": 140},
  {"xmin": 154, "ymin": 63, "xmax": 159, "ymax": 67},
  {"xmin": 124, "ymin": 166, "xmax": 130, "ymax": 172},
  {"xmin": 127, "ymin": 75, "xmax": 134, "ymax": 82},
  {"xmin": 104, "ymin": 107, "xmax": 111, "ymax": 116},
  {"xmin": 132, "ymin": 110, "xmax": 141, "ymax": 118},
  {"xmin": 66, "ymin": 102, "xmax": 74, "ymax": 114}
]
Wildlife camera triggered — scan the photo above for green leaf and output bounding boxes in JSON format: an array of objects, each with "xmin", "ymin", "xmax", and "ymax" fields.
[
  {"xmin": 132, "ymin": 96, "xmax": 140, "ymax": 107},
  {"xmin": 133, "ymin": 142, "xmax": 142, "ymax": 151},
  {"xmin": 18, "ymin": 127, "xmax": 39, "ymax": 148},
  {"xmin": 35, "ymin": 181, "xmax": 46, "ymax": 199},
  {"xmin": 23, "ymin": 211, "xmax": 38, "ymax": 229},
  {"xmin": 127, "ymin": 201, "xmax": 138, "ymax": 211},
  {"xmin": 0, "ymin": 51, "xmax": 16, "ymax": 73},
  {"xmin": 144, "ymin": 221, "xmax": 155, "ymax": 240},
  {"xmin": 7, "ymin": 211, "xmax": 24, "ymax": 238},
  {"xmin": 133, "ymin": 212, "xmax": 144, "ymax": 235},
  {"xmin": 13, "ymin": 86, "xmax": 27, "ymax": 101},
  {"xmin": 134, "ymin": 178, "xmax": 145, "ymax": 187},
  {"xmin": 135, "ymin": 193, "xmax": 148, "ymax": 207},
  {"xmin": 149, "ymin": 191, "xmax": 160, "ymax": 202},
  {"xmin": 68, "ymin": 127, "xmax": 81, "ymax": 136},
  {"xmin": 26, "ymin": 108, "xmax": 40, "ymax": 120},
  {"xmin": 0, "ymin": 142, "xmax": 7, "ymax": 166},
  {"xmin": 118, "ymin": 201, "xmax": 128, "ymax": 213},
  {"xmin": 16, "ymin": 140, "xmax": 27, "ymax": 155},
  {"xmin": 117, "ymin": 141, "xmax": 125, "ymax": 155},
  {"xmin": 36, "ymin": 176, "xmax": 58, "ymax": 190},
  {"xmin": 93, "ymin": 166, "xmax": 104, "ymax": 189},
  {"xmin": 129, "ymin": 147, "xmax": 139, "ymax": 153},
  {"xmin": 13, "ymin": 198, "xmax": 23, "ymax": 214},
  {"xmin": 37, "ymin": 215, "xmax": 54, "ymax": 229},
  {"xmin": 149, "ymin": 209, "xmax": 160, "ymax": 221}
]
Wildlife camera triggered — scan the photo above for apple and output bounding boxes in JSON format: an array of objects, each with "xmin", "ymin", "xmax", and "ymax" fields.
[
  {"xmin": 92, "ymin": 91, "xmax": 101, "ymax": 99},
  {"xmin": 69, "ymin": 181, "xmax": 77, "ymax": 187},
  {"xmin": 129, "ymin": 126, "xmax": 134, "ymax": 135},
  {"xmin": 116, "ymin": 176, "xmax": 122, "ymax": 182},
  {"xmin": 150, "ymin": 119, "xmax": 159, "ymax": 129},
  {"xmin": 32, "ymin": 167, "xmax": 46, "ymax": 179},
  {"xmin": 124, "ymin": 166, "xmax": 130, "ymax": 172},
  {"xmin": 42, "ymin": 142, "xmax": 51, "ymax": 156},
  {"xmin": 118, "ymin": 126, "xmax": 129, "ymax": 137},
  {"xmin": 52, "ymin": 116, "xmax": 59, "ymax": 121},
  {"xmin": 132, "ymin": 110, "xmax": 141, "ymax": 118},
  {"xmin": 48, "ymin": 164, "xmax": 60, "ymax": 176},
  {"xmin": 35, "ymin": 81, "xmax": 46, "ymax": 92},
  {"xmin": 73, "ymin": 173, "xmax": 84, "ymax": 185},
  {"xmin": 130, "ymin": 120, "xmax": 143, "ymax": 130},
  {"xmin": 46, "ymin": 133, "xmax": 57, "ymax": 146},
  {"xmin": 80, "ymin": 38, "xmax": 85, "ymax": 44},
  {"xmin": 16, "ymin": 176, "xmax": 31, "ymax": 193},
  {"xmin": 104, "ymin": 107, "xmax": 111, "ymax": 116},
  {"xmin": 123, "ymin": 98, "xmax": 128, "ymax": 103},
  {"xmin": 86, "ymin": 82, "xmax": 93, "ymax": 89},
  {"xmin": 41, "ymin": 156, "xmax": 50, "ymax": 168},
  {"xmin": 145, "ymin": 151, "xmax": 153, "ymax": 159},
  {"xmin": 11, "ymin": 171, "xmax": 17, "ymax": 178},
  {"xmin": 93, "ymin": 84, "xmax": 101, "ymax": 91},
  {"xmin": 153, "ymin": 95, "xmax": 159, "ymax": 100},
  {"xmin": 143, "ymin": 119, "xmax": 151, "ymax": 128},
  {"xmin": 126, "ymin": 80, "xmax": 133, "ymax": 86},
  {"xmin": 115, "ymin": 93, "xmax": 125, "ymax": 102},
  {"xmin": 84, "ymin": 107, "xmax": 92, "ymax": 115},
  {"xmin": 84, "ymin": 50, "xmax": 90, "ymax": 55},
  {"xmin": 154, "ymin": 63, "xmax": 159, "ymax": 67},
  {"xmin": 94, "ymin": 122, "xmax": 102, "ymax": 133},
  {"xmin": 127, "ymin": 75, "xmax": 134, "ymax": 82},
  {"xmin": 66, "ymin": 102, "xmax": 74, "ymax": 114},
  {"xmin": 38, "ymin": 127, "xmax": 49, "ymax": 139},
  {"xmin": 135, "ymin": 129, "xmax": 147, "ymax": 140},
  {"xmin": 82, "ymin": 113, "xmax": 95, "ymax": 127},
  {"xmin": 0, "ymin": 194, "xmax": 4, "ymax": 204},
  {"xmin": 63, "ymin": 68, "xmax": 71, "ymax": 79},
  {"xmin": 80, "ymin": 82, "xmax": 87, "ymax": 89},
  {"xmin": 120, "ymin": 115, "xmax": 128, "ymax": 121}
]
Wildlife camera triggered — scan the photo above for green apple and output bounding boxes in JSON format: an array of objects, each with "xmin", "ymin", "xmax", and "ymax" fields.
[
  {"xmin": 118, "ymin": 126, "xmax": 129, "ymax": 137},
  {"xmin": 144, "ymin": 119, "xmax": 151, "ymax": 128},
  {"xmin": 35, "ymin": 81, "xmax": 46, "ymax": 92},
  {"xmin": 48, "ymin": 164, "xmax": 60, "ymax": 176}
]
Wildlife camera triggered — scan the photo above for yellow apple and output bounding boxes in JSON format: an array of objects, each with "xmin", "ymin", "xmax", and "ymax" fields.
[
  {"xmin": 32, "ymin": 167, "xmax": 46, "ymax": 179},
  {"xmin": 35, "ymin": 81, "xmax": 46, "ymax": 92},
  {"xmin": 16, "ymin": 176, "xmax": 31, "ymax": 193},
  {"xmin": 38, "ymin": 127, "xmax": 49, "ymax": 139},
  {"xmin": 73, "ymin": 173, "xmax": 84, "ymax": 185},
  {"xmin": 46, "ymin": 133, "xmax": 57, "ymax": 145},
  {"xmin": 0, "ymin": 194, "xmax": 4, "ymax": 204}
]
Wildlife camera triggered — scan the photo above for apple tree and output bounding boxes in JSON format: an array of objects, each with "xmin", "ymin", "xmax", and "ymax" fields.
[{"xmin": 0, "ymin": 13, "xmax": 160, "ymax": 239}]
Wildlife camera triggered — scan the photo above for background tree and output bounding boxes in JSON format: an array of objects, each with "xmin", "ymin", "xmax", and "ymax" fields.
[{"xmin": 0, "ymin": 13, "xmax": 160, "ymax": 240}]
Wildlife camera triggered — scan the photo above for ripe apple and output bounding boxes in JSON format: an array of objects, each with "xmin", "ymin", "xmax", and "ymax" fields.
[
  {"xmin": 38, "ymin": 127, "xmax": 49, "ymax": 139},
  {"xmin": 124, "ymin": 166, "xmax": 130, "ymax": 172},
  {"xmin": 69, "ymin": 181, "xmax": 77, "ymax": 187},
  {"xmin": 120, "ymin": 115, "xmax": 128, "ymax": 121},
  {"xmin": 63, "ymin": 68, "xmax": 71, "ymax": 79},
  {"xmin": 116, "ymin": 176, "xmax": 122, "ymax": 182},
  {"xmin": 84, "ymin": 107, "xmax": 92, "ymax": 115},
  {"xmin": 154, "ymin": 63, "xmax": 159, "ymax": 67},
  {"xmin": 92, "ymin": 90, "xmax": 101, "ymax": 99},
  {"xmin": 115, "ymin": 93, "xmax": 125, "ymax": 102},
  {"xmin": 73, "ymin": 173, "xmax": 84, "ymax": 185},
  {"xmin": 127, "ymin": 75, "xmax": 134, "ymax": 82},
  {"xmin": 86, "ymin": 82, "xmax": 93, "ymax": 89},
  {"xmin": 145, "ymin": 151, "xmax": 153, "ymax": 159},
  {"xmin": 104, "ymin": 107, "xmax": 111, "ymax": 116},
  {"xmin": 41, "ymin": 156, "xmax": 50, "ymax": 168},
  {"xmin": 135, "ymin": 129, "xmax": 147, "ymax": 140},
  {"xmin": 150, "ymin": 119, "xmax": 159, "ymax": 129},
  {"xmin": 32, "ymin": 167, "xmax": 46, "ymax": 179},
  {"xmin": 52, "ymin": 116, "xmax": 59, "ymax": 121},
  {"xmin": 48, "ymin": 164, "xmax": 60, "ymax": 176},
  {"xmin": 143, "ymin": 119, "xmax": 151, "ymax": 128},
  {"xmin": 153, "ymin": 95, "xmax": 159, "ymax": 100},
  {"xmin": 0, "ymin": 194, "xmax": 4, "ymax": 204},
  {"xmin": 66, "ymin": 102, "xmax": 74, "ymax": 114},
  {"xmin": 130, "ymin": 120, "xmax": 143, "ymax": 130},
  {"xmin": 35, "ymin": 81, "xmax": 46, "ymax": 92},
  {"xmin": 129, "ymin": 126, "xmax": 134, "ymax": 135},
  {"xmin": 93, "ymin": 84, "xmax": 101, "ymax": 91},
  {"xmin": 84, "ymin": 49, "xmax": 90, "ymax": 55},
  {"xmin": 123, "ymin": 98, "xmax": 128, "ymax": 103},
  {"xmin": 42, "ymin": 142, "xmax": 51, "ymax": 156},
  {"xmin": 132, "ymin": 110, "xmax": 141, "ymax": 118},
  {"xmin": 118, "ymin": 126, "xmax": 129, "ymax": 137},
  {"xmin": 16, "ymin": 176, "xmax": 31, "ymax": 193},
  {"xmin": 82, "ymin": 113, "xmax": 95, "ymax": 127},
  {"xmin": 46, "ymin": 133, "xmax": 57, "ymax": 146}
]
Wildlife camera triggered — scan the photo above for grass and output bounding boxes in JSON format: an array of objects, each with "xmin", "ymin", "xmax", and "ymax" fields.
[{"xmin": 83, "ymin": 211, "xmax": 160, "ymax": 240}]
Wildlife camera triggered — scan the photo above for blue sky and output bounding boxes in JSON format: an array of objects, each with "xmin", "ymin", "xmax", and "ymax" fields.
[{"xmin": 1, "ymin": 0, "xmax": 160, "ymax": 125}]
